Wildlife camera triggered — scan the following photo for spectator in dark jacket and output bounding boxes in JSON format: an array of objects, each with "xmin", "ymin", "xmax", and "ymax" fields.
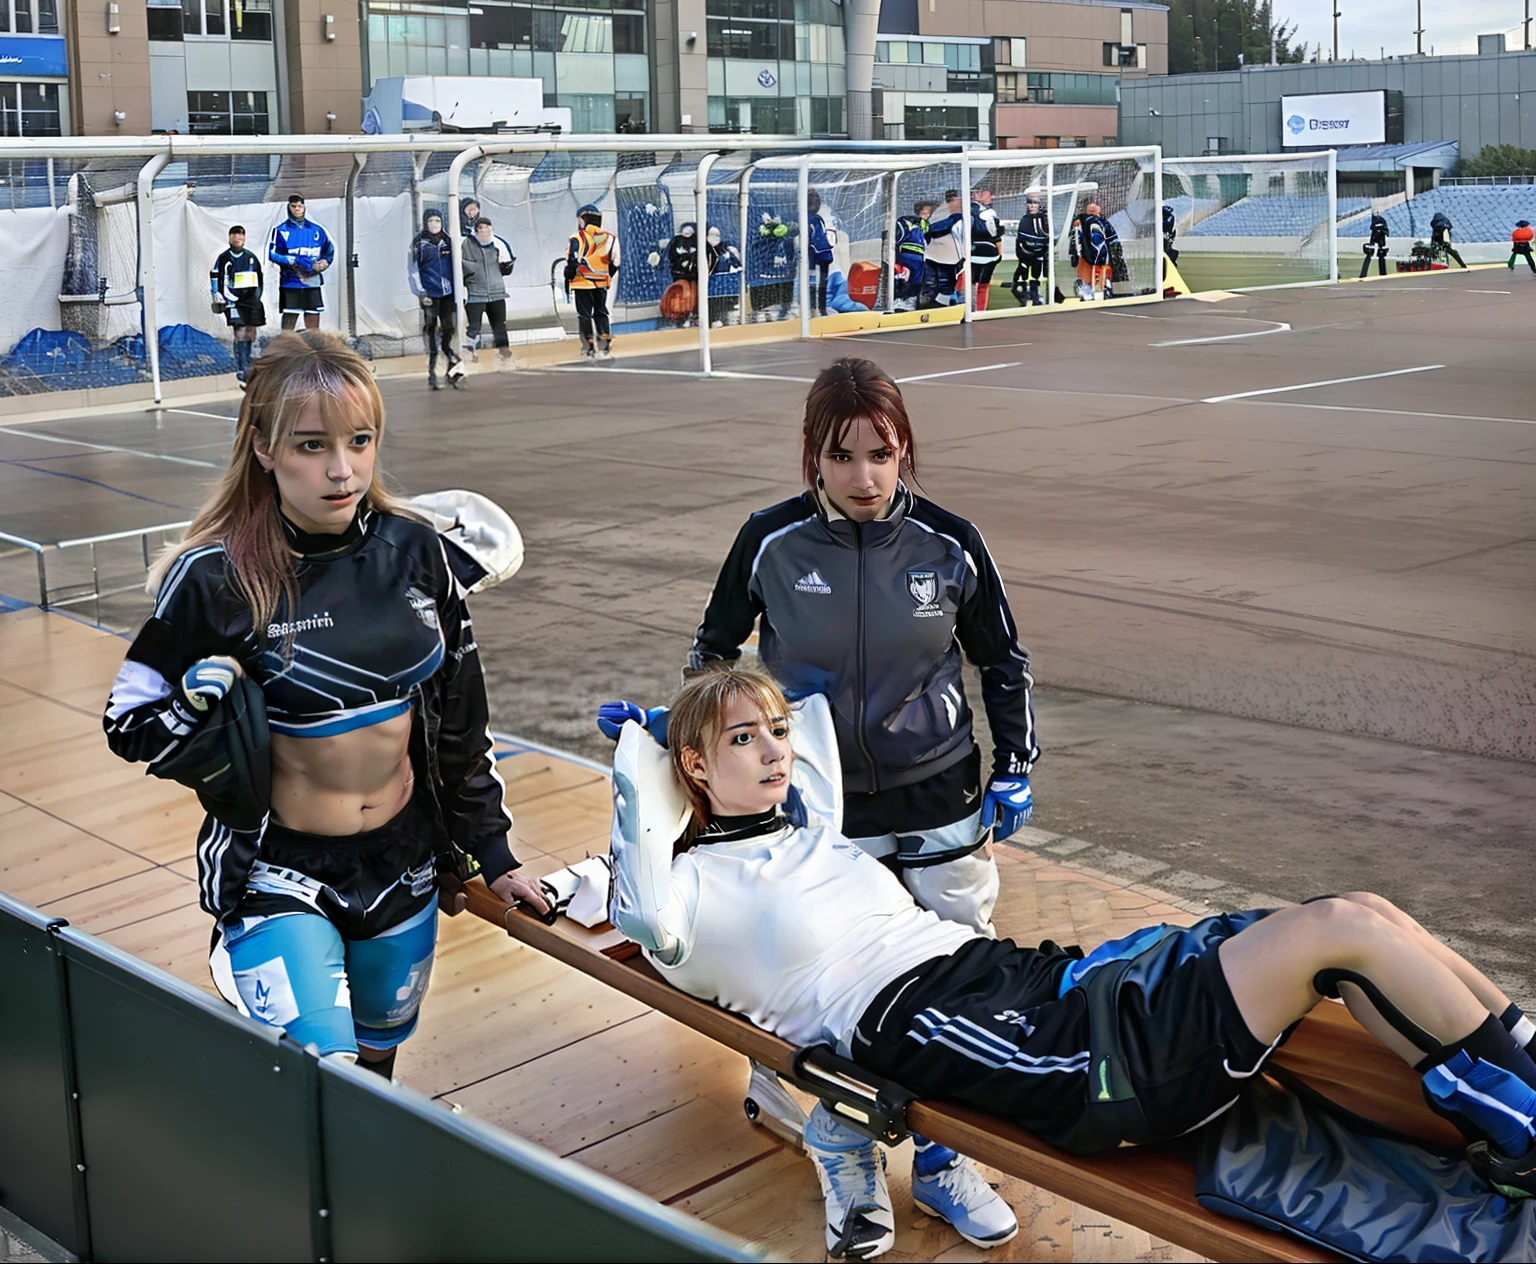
[{"xmin": 806, "ymin": 188, "xmax": 837, "ymax": 316}]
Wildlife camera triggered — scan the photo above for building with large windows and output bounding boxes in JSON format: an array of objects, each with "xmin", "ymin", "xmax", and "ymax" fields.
[
  {"xmin": 42, "ymin": 0, "xmax": 1165, "ymax": 139},
  {"xmin": 2, "ymin": 0, "xmax": 67, "ymax": 135}
]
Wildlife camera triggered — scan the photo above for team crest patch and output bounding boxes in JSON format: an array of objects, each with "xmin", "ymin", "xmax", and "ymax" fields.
[
  {"xmin": 906, "ymin": 570, "xmax": 942, "ymax": 617},
  {"xmin": 407, "ymin": 586, "xmax": 440, "ymax": 629}
]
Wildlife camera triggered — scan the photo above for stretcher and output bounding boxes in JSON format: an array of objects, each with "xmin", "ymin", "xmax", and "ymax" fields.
[{"xmin": 459, "ymin": 879, "xmax": 1463, "ymax": 1264}]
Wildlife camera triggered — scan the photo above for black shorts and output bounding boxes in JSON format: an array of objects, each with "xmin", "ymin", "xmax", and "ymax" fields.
[
  {"xmin": 851, "ymin": 909, "xmax": 1279, "ymax": 1154},
  {"xmin": 843, "ymin": 745, "xmax": 980, "ymax": 839},
  {"xmin": 280, "ymin": 287, "xmax": 325, "ymax": 314},
  {"xmin": 238, "ymin": 791, "xmax": 437, "ymax": 939},
  {"xmin": 225, "ymin": 301, "xmax": 265, "ymax": 328},
  {"xmin": 972, "ymin": 259, "xmax": 1000, "ymax": 285}
]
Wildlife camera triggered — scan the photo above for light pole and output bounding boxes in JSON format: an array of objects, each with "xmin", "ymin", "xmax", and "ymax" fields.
[
  {"xmin": 1413, "ymin": 0, "xmax": 1423, "ymax": 55},
  {"xmin": 1332, "ymin": 4, "xmax": 1341, "ymax": 60}
]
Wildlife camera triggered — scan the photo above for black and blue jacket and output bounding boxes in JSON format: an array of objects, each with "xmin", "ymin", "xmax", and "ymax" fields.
[
  {"xmin": 807, "ymin": 211, "xmax": 835, "ymax": 265},
  {"xmin": 409, "ymin": 210, "xmax": 455, "ymax": 298},
  {"xmin": 690, "ymin": 485, "xmax": 1039, "ymax": 793},
  {"xmin": 267, "ymin": 215, "xmax": 335, "ymax": 290},
  {"xmin": 896, "ymin": 213, "xmax": 929, "ymax": 264},
  {"xmin": 1016, "ymin": 210, "xmax": 1050, "ymax": 261},
  {"xmin": 104, "ymin": 510, "xmax": 517, "ymax": 921}
]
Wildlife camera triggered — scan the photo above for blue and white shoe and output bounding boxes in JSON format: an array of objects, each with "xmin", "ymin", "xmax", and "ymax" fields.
[
  {"xmin": 910, "ymin": 1140, "xmax": 1019, "ymax": 1248},
  {"xmin": 804, "ymin": 1103, "xmax": 896, "ymax": 1259}
]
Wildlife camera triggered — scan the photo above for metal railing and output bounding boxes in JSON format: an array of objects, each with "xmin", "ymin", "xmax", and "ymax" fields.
[{"xmin": 0, "ymin": 521, "xmax": 190, "ymax": 624}]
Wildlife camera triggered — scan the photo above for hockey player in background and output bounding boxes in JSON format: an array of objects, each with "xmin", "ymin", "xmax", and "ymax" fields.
[
  {"xmin": 920, "ymin": 190, "xmax": 964, "ymax": 308},
  {"xmin": 461, "ymin": 216, "xmax": 516, "ymax": 363},
  {"xmin": 1360, "ymin": 212, "xmax": 1390, "ymax": 278},
  {"xmin": 807, "ymin": 188, "xmax": 837, "ymax": 316},
  {"xmin": 749, "ymin": 211, "xmax": 798, "ymax": 321},
  {"xmin": 210, "ymin": 224, "xmax": 265, "ymax": 388},
  {"xmin": 1511, "ymin": 220, "xmax": 1536, "ymax": 273},
  {"xmin": 407, "ymin": 208, "xmax": 464, "ymax": 390},
  {"xmin": 1162, "ymin": 203, "xmax": 1180, "ymax": 269},
  {"xmin": 967, "ymin": 187, "xmax": 1004, "ymax": 311},
  {"xmin": 1010, "ymin": 194, "xmax": 1050, "ymax": 307},
  {"xmin": 1069, "ymin": 202, "xmax": 1118, "ymax": 301},
  {"xmin": 267, "ymin": 194, "xmax": 334, "ymax": 332},
  {"xmin": 1428, "ymin": 212, "xmax": 1467, "ymax": 269},
  {"xmin": 705, "ymin": 225, "xmax": 744, "ymax": 327},
  {"xmin": 893, "ymin": 200, "xmax": 932, "ymax": 309}
]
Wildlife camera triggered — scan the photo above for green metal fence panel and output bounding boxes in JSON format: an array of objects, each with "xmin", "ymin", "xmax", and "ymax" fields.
[
  {"xmin": 0, "ymin": 895, "xmax": 82, "ymax": 1257},
  {"xmin": 318, "ymin": 1060, "xmax": 763, "ymax": 1263},
  {"xmin": 57, "ymin": 927, "xmax": 318, "ymax": 1263},
  {"xmin": 2, "ymin": 895, "xmax": 763, "ymax": 1263}
]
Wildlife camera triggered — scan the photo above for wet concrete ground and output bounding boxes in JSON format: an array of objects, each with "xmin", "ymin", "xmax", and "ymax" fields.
[{"xmin": 2, "ymin": 272, "xmax": 1532, "ymax": 1001}]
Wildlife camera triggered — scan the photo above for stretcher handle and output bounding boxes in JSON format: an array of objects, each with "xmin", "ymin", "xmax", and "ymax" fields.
[{"xmin": 787, "ymin": 1044, "xmax": 916, "ymax": 1146}]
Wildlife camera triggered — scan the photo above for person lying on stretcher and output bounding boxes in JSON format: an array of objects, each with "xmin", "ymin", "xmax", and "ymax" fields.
[{"xmin": 605, "ymin": 664, "xmax": 1536, "ymax": 1254}]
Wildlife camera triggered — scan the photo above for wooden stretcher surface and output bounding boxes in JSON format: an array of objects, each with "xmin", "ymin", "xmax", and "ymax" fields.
[{"xmin": 462, "ymin": 880, "xmax": 1457, "ymax": 1264}]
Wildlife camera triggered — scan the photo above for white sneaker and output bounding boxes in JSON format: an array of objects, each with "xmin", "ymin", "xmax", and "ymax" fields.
[
  {"xmin": 910, "ymin": 1146, "xmax": 1019, "ymax": 1248},
  {"xmin": 804, "ymin": 1104, "xmax": 896, "ymax": 1259},
  {"xmin": 744, "ymin": 1061, "xmax": 807, "ymax": 1150}
]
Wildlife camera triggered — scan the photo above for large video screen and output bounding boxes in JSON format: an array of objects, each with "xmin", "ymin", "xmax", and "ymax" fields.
[{"xmin": 1280, "ymin": 91, "xmax": 1386, "ymax": 147}]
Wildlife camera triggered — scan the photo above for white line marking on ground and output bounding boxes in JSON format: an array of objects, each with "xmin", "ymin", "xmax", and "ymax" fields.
[
  {"xmin": 0, "ymin": 425, "xmax": 222, "ymax": 467},
  {"xmin": 166, "ymin": 408, "xmax": 239, "ymax": 422},
  {"xmin": 871, "ymin": 335, "xmax": 1035, "ymax": 352},
  {"xmin": 1202, "ymin": 364, "xmax": 1444, "ymax": 404},
  {"xmin": 1242, "ymin": 401, "xmax": 1536, "ymax": 427},
  {"xmin": 1466, "ymin": 289, "xmax": 1512, "ymax": 295},
  {"xmin": 1152, "ymin": 322, "xmax": 1291, "ymax": 347},
  {"xmin": 896, "ymin": 361, "xmax": 1023, "ymax": 384},
  {"xmin": 543, "ymin": 365, "xmax": 814, "ymax": 383}
]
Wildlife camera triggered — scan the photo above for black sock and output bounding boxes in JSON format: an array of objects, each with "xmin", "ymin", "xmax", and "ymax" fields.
[
  {"xmin": 1416, "ymin": 1013, "xmax": 1536, "ymax": 1089},
  {"xmin": 358, "ymin": 1047, "xmax": 397, "ymax": 1079},
  {"xmin": 1501, "ymin": 1002, "xmax": 1536, "ymax": 1056}
]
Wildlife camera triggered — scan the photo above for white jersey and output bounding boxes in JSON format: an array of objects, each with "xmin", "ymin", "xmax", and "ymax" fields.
[{"xmin": 608, "ymin": 696, "xmax": 979, "ymax": 1052}]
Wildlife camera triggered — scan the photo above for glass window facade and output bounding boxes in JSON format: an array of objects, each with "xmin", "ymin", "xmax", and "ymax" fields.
[
  {"xmin": 0, "ymin": 81, "xmax": 61, "ymax": 135},
  {"xmin": 0, "ymin": 0, "xmax": 60, "ymax": 33},
  {"xmin": 188, "ymin": 89, "xmax": 270, "ymax": 133},
  {"xmin": 705, "ymin": 0, "xmax": 843, "ymax": 136},
  {"xmin": 369, "ymin": 1, "xmax": 649, "ymax": 130},
  {"xmin": 905, "ymin": 105, "xmax": 977, "ymax": 141},
  {"xmin": 168, "ymin": 0, "xmax": 270, "ymax": 39}
]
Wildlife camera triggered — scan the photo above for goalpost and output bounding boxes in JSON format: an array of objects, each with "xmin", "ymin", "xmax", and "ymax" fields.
[{"xmin": 1161, "ymin": 150, "xmax": 1338, "ymax": 292}]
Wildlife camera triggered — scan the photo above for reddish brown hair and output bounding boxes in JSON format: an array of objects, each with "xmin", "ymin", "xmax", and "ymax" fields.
[{"xmin": 800, "ymin": 357, "xmax": 918, "ymax": 489}]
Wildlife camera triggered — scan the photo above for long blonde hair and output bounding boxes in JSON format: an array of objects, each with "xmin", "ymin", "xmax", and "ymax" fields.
[
  {"xmin": 668, "ymin": 664, "xmax": 791, "ymax": 844},
  {"xmin": 150, "ymin": 332, "xmax": 413, "ymax": 630}
]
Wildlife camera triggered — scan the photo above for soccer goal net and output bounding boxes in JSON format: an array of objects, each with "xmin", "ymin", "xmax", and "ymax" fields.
[{"xmin": 1161, "ymin": 151, "xmax": 1337, "ymax": 292}]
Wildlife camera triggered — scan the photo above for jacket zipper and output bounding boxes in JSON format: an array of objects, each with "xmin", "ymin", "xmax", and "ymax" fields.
[{"xmin": 852, "ymin": 521, "xmax": 878, "ymax": 792}]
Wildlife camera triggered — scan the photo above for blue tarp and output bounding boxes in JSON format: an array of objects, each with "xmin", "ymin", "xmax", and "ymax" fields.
[{"xmin": 0, "ymin": 324, "xmax": 234, "ymax": 394}]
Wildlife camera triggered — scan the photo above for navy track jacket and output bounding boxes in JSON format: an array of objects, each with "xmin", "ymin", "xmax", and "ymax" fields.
[{"xmin": 689, "ymin": 485, "xmax": 1039, "ymax": 793}]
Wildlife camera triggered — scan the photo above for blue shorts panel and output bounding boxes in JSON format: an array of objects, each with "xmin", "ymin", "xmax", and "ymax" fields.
[
  {"xmin": 346, "ymin": 901, "xmax": 438, "ymax": 1050},
  {"xmin": 222, "ymin": 902, "xmax": 438, "ymax": 1055}
]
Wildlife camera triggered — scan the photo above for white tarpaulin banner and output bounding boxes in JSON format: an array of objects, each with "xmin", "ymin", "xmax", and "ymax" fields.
[
  {"xmin": 0, "ymin": 205, "xmax": 71, "ymax": 354},
  {"xmin": 1280, "ymin": 92, "xmax": 1386, "ymax": 148}
]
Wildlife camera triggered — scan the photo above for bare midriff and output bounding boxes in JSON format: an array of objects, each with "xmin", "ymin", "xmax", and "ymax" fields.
[{"xmin": 270, "ymin": 711, "xmax": 415, "ymax": 835}]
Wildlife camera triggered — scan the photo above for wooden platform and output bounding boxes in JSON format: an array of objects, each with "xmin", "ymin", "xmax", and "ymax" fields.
[{"xmin": 1, "ymin": 604, "xmax": 1423, "ymax": 1263}]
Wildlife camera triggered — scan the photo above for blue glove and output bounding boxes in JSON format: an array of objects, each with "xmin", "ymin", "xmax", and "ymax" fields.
[
  {"xmin": 596, "ymin": 701, "xmax": 670, "ymax": 744},
  {"xmin": 181, "ymin": 659, "xmax": 238, "ymax": 715},
  {"xmin": 981, "ymin": 776, "xmax": 1033, "ymax": 842},
  {"xmin": 597, "ymin": 700, "xmax": 644, "ymax": 740}
]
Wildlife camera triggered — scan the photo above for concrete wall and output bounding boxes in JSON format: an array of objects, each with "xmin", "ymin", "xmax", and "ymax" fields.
[
  {"xmin": 67, "ymin": 0, "xmax": 154, "ymax": 134},
  {"xmin": 1119, "ymin": 52, "xmax": 1536, "ymax": 158},
  {"xmin": 997, "ymin": 101, "xmax": 1118, "ymax": 146},
  {"xmin": 282, "ymin": 0, "xmax": 362, "ymax": 132},
  {"xmin": 913, "ymin": 0, "xmax": 1168, "ymax": 75}
]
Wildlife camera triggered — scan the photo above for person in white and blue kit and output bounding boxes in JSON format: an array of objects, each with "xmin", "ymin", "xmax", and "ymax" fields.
[
  {"xmin": 604, "ymin": 357, "xmax": 1037, "ymax": 1257},
  {"xmin": 267, "ymin": 193, "xmax": 335, "ymax": 331}
]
